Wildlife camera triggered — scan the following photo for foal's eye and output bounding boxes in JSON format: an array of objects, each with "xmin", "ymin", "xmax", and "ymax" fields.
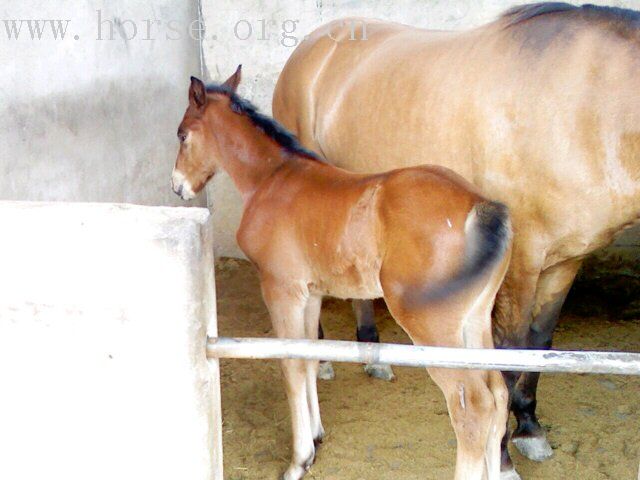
[{"xmin": 178, "ymin": 131, "xmax": 188, "ymax": 143}]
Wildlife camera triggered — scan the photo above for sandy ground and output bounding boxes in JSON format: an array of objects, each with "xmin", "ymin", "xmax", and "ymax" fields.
[{"xmin": 215, "ymin": 258, "xmax": 639, "ymax": 480}]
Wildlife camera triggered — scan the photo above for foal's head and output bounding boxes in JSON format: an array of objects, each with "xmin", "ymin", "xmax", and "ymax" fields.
[{"xmin": 171, "ymin": 66, "xmax": 243, "ymax": 200}]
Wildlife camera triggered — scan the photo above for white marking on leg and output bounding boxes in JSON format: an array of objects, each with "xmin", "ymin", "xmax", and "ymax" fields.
[
  {"xmin": 306, "ymin": 361, "xmax": 324, "ymax": 442},
  {"xmin": 485, "ymin": 385, "xmax": 506, "ymax": 480},
  {"xmin": 447, "ymin": 218, "xmax": 452, "ymax": 228},
  {"xmin": 317, "ymin": 361, "xmax": 335, "ymax": 380},
  {"xmin": 500, "ymin": 467, "xmax": 522, "ymax": 480},
  {"xmin": 303, "ymin": 296, "xmax": 324, "ymax": 443},
  {"xmin": 458, "ymin": 384, "xmax": 466, "ymax": 411},
  {"xmin": 511, "ymin": 435, "xmax": 553, "ymax": 461},
  {"xmin": 363, "ymin": 363, "xmax": 396, "ymax": 381},
  {"xmin": 282, "ymin": 359, "xmax": 315, "ymax": 478}
]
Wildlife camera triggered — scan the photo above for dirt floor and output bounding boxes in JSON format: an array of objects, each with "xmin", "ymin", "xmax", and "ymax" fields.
[{"xmin": 215, "ymin": 258, "xmax": 640, "ymax": 480}]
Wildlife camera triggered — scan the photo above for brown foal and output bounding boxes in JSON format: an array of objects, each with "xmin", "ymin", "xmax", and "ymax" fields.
[{"xmin": 171, "ymin": 67, "xmax": 513, "ymax": 480}]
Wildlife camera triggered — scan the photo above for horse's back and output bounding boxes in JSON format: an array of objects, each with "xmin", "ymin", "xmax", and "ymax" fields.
[
  {"xmin": 274, "ymin": 10, "xmax": 640, "ymax": 260},
  {"xmin": 274, "ymin": 18, "xmax": 508, "ymax": 178},
  {"xmin": 273, "ymin": 19, "xmax": 442, "ymax": 153}
]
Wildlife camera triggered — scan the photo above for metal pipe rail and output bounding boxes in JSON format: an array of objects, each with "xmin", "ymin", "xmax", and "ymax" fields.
[{"xmin": 207, "ymin": 337, "xmax": 640, "ymax": 375}]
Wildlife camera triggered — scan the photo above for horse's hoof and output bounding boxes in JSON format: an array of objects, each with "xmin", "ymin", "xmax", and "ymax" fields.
[
  {"xmin": 500, "ymin": 467, "xmax": 522, "ymax": 480},
  {"xmin": 280, "ymin": 467, "xmax": 307, "ymax": 480},
  {"xmin": 318, "ymin": 361, "xmax": 335, "ymax": 380},
  {"xmin": 512, "ymin": 435, "xmax": 554, "ymax": 461},
  {"xmin": 364, "ymin": 363, "xmax": 396, "ymax": 381},
  {"xmin": 281, "ymin": 464, "xmax": 306, "ymax": 480},
  {"xmin": 281, "ymin": 468, "xmax": 307, "ymax": 480}
]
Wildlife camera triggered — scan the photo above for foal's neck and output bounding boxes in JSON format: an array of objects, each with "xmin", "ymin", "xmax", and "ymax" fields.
[{"xmin": 211, "ymin": 113, "xmax": 288, "ymax": 202}]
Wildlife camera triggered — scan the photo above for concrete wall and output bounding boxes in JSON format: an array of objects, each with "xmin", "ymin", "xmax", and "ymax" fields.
[
  {"xmin": 0, "ymin": 202, "xmax": 217, "ymax": 480},
  {"xmin": 202, "ymin": 0, "xmax": 640, "ymax": 261},
  {"xmin": 0, "ymin": 1, "xmax": 205, "ymax": 207}
]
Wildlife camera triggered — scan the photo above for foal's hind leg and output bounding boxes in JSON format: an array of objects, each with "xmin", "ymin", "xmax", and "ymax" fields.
[
  {"xmin": 353, "ymin": 299, "xmax": 395, "ymax": 381},
  {"xmin": 428, "ymin": 367, "xmax": 504, "ymax": 480},
  {"xmin": 487, "ymin": 370, "xmax": 510, "ymax": 479},
  {"xmin": 386, "ymin": 301, "xmax": 506, "ymax": 480}
]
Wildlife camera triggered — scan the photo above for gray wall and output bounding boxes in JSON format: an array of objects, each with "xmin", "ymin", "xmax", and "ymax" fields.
[
  {"xmin": 0, "ymin": 1, "xmax": 205, "ymax": 207},
  {"xmin": 202, "ymin": 0, "xmax": 640, "ymax": 258}
]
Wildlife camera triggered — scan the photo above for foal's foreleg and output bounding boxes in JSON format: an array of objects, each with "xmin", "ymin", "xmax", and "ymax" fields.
[
  {"xmin": 304, "ymin": 295, "xmax": 324, "ymax": 444},
  {"xmin": 353, "ymin": 299, "xmax": 395, "ymax": 381},
  {"xmin": 262, "ymin": 283, "xmax": 316, "ymax": 480}
]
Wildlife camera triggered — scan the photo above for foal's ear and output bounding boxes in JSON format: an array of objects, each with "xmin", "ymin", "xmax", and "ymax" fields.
[
  {"xmin": 189, "ymin": 76, "xmax": 207, "ymax": 109},
  {"xmin": 221, "ymin": 64, "xmax": 242, "ymax": 92}
]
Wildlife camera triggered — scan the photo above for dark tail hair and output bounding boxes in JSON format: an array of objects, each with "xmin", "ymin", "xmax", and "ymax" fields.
[{"xmin": 406, "ymin": 201, "xmax": 512, "ymax": 306}]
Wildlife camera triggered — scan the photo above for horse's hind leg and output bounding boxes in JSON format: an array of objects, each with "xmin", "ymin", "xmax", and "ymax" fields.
[
  {"xmin": 353, "ymin": 299, "xmax": 395, "ymax": 381},
  {"xmin": 486, "ymin": 370, "xmax": 510, "ymax": 479},
  {"xmin": 385, "ymin": 298, "xmax": 506, "ymax": 480},
  {"xmin": 316, "ymin": 299, "xmax": 394, "ymax": 382},
  {"xmin": 428, "ymin": 366, "xmax": 503, "ymax": 480},
  {"xmin": 381, "ymin": 245, "xmax": 510, "ymax": 480},
  {"xmin": 316, "ymin": 322, "xmax": 336, "ymax": 380},
  {"xmin": 511, "ymin": 260, "xmax": 581, "ymax": 462}
]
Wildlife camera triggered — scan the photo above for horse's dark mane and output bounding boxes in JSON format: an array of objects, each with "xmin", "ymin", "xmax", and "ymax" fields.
[
  {"xmin": 205, "ymin": 84, "xmax": 324, "ymax": 162},
  {"xmin": 501, "ymin": 2, "xmax": 640, "ymax": 30}
]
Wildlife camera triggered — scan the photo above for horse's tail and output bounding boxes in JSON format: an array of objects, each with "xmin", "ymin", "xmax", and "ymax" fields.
[{"xmin": 407, "ymin": 201, "xmax": 512, "ymax": 306}]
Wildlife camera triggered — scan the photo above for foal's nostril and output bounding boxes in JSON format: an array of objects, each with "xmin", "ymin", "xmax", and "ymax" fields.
[{"xmin": 175, "ymin": 184, "xmax": 184, "ymax": 197}]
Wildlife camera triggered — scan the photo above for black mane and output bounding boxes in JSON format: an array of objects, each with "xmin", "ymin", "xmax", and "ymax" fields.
[
  {"xmin": 206, "ymin": 84, "xmax": 324, "ymax": 162},
  {"xmin": 502, "ymin": 2, "xmax": 640, "ymax": 29}
]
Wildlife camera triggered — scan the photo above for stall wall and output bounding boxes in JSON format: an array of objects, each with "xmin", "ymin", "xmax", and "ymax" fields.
[
  {"xmin": 0, "ymin": 201, "xmax": 217, "ymax": 480},
  {"xmin": 0, "ymin": 1, "xmax": 204, "ymax": 207}
]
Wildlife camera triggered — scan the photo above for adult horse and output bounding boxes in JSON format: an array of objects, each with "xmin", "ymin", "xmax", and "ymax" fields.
[{"xmin": 273, "ymin": 3, "xmax": 640, "ymax": 478}]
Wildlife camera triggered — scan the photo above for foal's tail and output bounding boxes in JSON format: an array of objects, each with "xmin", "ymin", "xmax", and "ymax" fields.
[{"xmin": 408, "ymin": 201, "xmax": 512, "ymax": 306}]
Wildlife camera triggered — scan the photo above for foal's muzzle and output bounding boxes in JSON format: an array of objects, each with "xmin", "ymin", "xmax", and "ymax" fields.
[{"xmin": 171, "ymin": 170, "xmax": 196, "ymax": 201}]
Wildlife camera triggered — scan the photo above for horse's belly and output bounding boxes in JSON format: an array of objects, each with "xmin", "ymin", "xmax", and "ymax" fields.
[{"xmin": 309, "ymin": 264, "xmax": 383, "ymax": 300}]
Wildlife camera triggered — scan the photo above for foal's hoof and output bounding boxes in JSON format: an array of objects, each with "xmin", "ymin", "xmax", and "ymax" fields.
[
  {"xmin": 364, "ymin": 363, "xmax": 396, "ymax": 381},
  {"xmin": 511, "ymin": 435, "xmax": 554, "ymax": 461},
  {"xmin": 282, "ymin": 451, "xmax": 315, "ymax": 480},
  {"xmin": 318, "ymin": 361, "xmax": 335, "ymax": 380},
  {"xmin": 281, "ymin": 464, "xmax": 307, "ymax": 480},
  {"xmin": 500, "ymin": 467, "xmax": 522, "ymax": 480}
]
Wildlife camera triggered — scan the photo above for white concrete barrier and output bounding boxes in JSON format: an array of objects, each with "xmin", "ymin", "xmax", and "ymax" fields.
[{"xmin": 0, "ymin": 201, "xmax": 220, "ymax": 480}]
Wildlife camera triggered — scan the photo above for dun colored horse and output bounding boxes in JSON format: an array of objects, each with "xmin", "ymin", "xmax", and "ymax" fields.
[
  {"xmin": 172, "ymin": 67, "xmax": 512, "ymax": 480},
  {"xmin": 273, "ymin": 3, "xmax": 640, "ymax": 477}
]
